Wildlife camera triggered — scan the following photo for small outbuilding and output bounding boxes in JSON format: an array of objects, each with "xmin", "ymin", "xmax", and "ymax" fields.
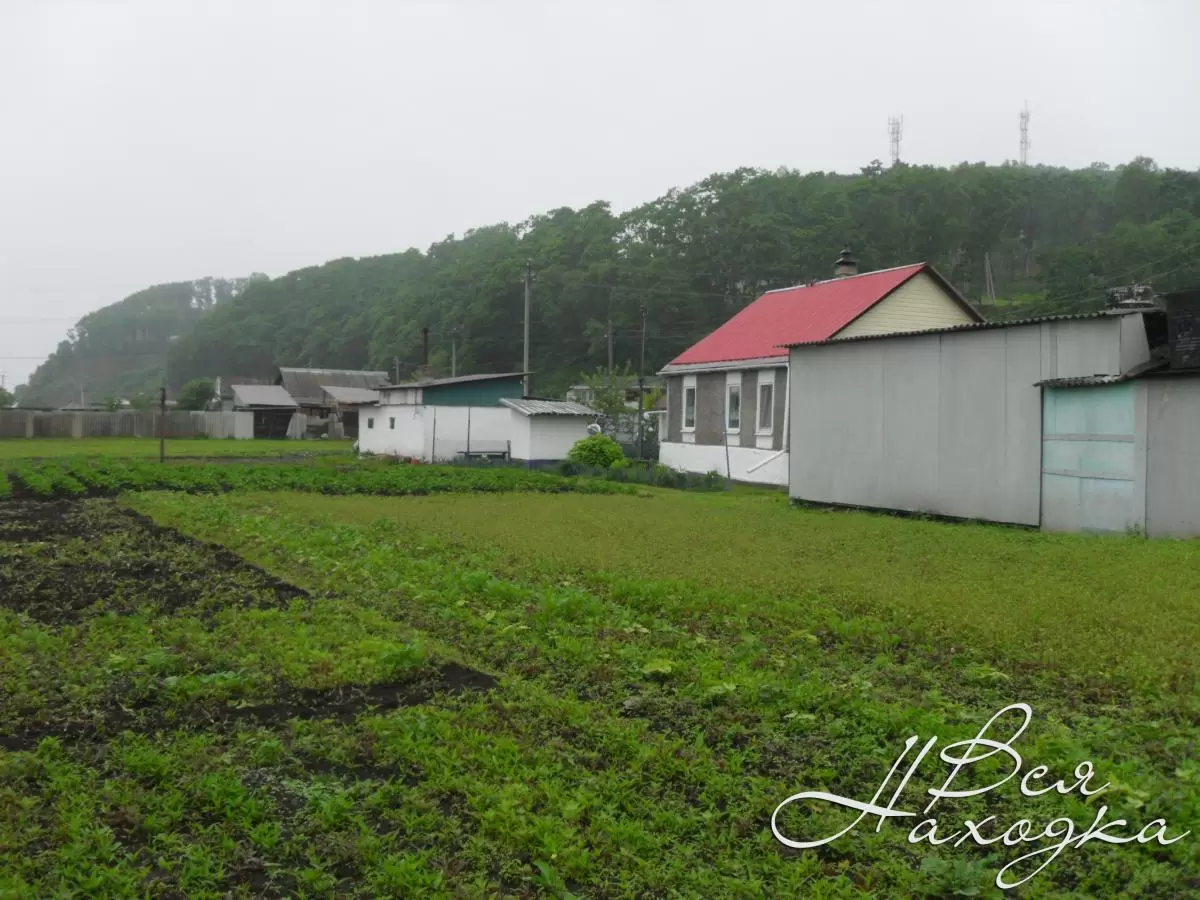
[
  {"xmin": 276, "ymin": 367, "xmax": 389, "ymax": 417},
  {"xmin": 231, "ymin": 384, "xmax": 298, "ymax": 438},
  {"xmin": 501, "ymin": 398, "xmax": 599, "ymax": 466}
]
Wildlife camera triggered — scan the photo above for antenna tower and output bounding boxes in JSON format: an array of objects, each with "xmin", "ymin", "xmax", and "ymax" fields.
[
  {"xmin": 888, "ymin": 115, "xmax": 903, "ymax": 166},
  {"xmin": 1019, "ymin": 103, "xmax": 1030, "ymax": 166}
]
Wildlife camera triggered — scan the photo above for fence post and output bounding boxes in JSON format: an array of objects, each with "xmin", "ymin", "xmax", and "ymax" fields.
[{"xmin": 465, "ymin": 406, "xmax": 471, "ymax": 461}]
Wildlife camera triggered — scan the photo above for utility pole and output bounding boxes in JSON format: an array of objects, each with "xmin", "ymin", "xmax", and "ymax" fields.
[
  {"xmin": 393, "ymin": 356, "xmax": 399, "ymax": 384},
  {"xmin": 450, "ymin": 327, "xmax": 459, "ymax": 378},
  {"xmin": 159, "ymin": 384, "xmax": 166, "ymax": 464},
  {"xmin": 637, "ymin": 303, "xmax": 647, "ymax": 461},
  {"xmin": 888, "ymin": 115, "xmax": 903, "ymax": 166},
  {"xmin": 1019, "ymin": 103, "xmax": 1030, "ymax": 166},
  {"xmin": 984, "ymin": 252, "xmax": 997, "ymax": 305},
  {"xmin": 523, "ymin": 260, "xmax": 532, "ymax": 398},
  {"xmin": 422, "ymin": 327, "xmax": 430, "ymax": 377}
]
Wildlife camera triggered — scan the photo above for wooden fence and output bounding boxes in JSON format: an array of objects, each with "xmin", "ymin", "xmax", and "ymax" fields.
[{"xmin": 0, "ymin": 410, "xmax": 255, "ymax": 440}]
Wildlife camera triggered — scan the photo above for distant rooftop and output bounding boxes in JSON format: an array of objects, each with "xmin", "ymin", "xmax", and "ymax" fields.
[
  {"xmin": 501, "ymin": 398, "xmax": 596, "ymax": 417},
  {"xmin": 232, "ymin": 384, "xmax": 298, "ymax": 408},
  {"xmin": 383, "ymin": 371, "xmax": 530, "ymax": 390}
]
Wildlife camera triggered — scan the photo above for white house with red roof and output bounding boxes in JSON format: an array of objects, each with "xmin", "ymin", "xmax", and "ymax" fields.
[{"xmin": 657, "ymin": 250, "xmax": 983, "ymax": 485}]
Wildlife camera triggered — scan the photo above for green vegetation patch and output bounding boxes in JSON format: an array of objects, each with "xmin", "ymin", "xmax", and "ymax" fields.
[
  {"xmin": 96, "ymin": 489, "xmax": 1198, "ymax": 898},
  {"xmin": 2, "ymin": 457, "xmax": 639, "ymax": 500}
]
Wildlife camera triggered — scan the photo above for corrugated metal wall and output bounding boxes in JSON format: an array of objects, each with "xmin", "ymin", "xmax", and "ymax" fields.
[
  {"xmin": 788, "ymin": 317, "xmax": 1130, "ymax": 526},
  {"xmin": 1145, "ymin": 377, "xmax": 1200, "ymax": 537}
]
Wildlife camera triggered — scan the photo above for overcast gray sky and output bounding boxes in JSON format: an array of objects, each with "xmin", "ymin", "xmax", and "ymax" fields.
[{"xmin": 2, "ymin": 0, "xmax": 1198, "ymax": 387}]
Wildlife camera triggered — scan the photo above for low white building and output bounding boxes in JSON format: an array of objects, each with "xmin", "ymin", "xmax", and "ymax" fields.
[{"xmin": 356, "ymin": 372, "xmax": 598, "ymax": 464}]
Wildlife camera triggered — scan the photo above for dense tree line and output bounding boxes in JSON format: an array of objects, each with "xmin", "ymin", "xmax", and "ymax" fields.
[
  {"xmin": 16, "ymin": 277, "xmax": 259, "ymax": 408},
  {"xmin": 20, "ymin": 158, "xmax": 1200, "ymax": 404}
]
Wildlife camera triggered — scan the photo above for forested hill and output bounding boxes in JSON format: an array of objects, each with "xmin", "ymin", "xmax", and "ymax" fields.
[
  {"xmin": 17, "ymin": 277, "xmax": 261, "ymax": 408},
  {"xmin": 28, "ymin": 158, "xmax": 1200, "ymax": 403}
]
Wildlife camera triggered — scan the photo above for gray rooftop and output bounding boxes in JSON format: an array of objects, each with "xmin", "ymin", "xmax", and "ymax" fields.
[
  {"xmin": 501, "ymin": 398, "xmax": 597, "ymax": 417},
  {"xmin": 384, "ymin": 371, "xmax": 530, "ymax": 390},
  {"xmin": 278, "ymin": 367, "xmax": 388, "ymax": 405},
  {"xmin": 232, "ymin": 384, "xmax": 298, "ymax": 408},
  {"xmin": 1035, "ymin": 357, "xmax": 1170, "ymax": 388},
  {"xmin": 321, "ymin": 385, "xmax": 380, "ymax": 405}
]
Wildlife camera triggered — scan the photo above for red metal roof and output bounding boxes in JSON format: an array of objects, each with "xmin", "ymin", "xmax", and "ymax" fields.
[{"xmin": 668, "ymin": 263, "xmax": 927, "ymax": 367}]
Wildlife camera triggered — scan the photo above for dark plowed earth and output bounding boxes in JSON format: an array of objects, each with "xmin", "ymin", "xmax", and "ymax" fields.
[
  {"xmin": 0, "ymin": 664, "xmax": 499, "ymax": 753},
  {"xmin": 0, "ymin": 497, "xmax": 499, "ymax": 753},
  {"xmin": 0, "ymin": 499, "xmax": 308, "ymax": 623}
]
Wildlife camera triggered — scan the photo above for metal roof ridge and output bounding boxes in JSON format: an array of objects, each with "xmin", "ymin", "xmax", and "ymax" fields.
[
  {"xmin": 780, "ymin": 307, "xmax": 1155, "ymax": 349},
  {"xmin": 760, "ymin": 262, "xmax": 926, "ymax": 296}
]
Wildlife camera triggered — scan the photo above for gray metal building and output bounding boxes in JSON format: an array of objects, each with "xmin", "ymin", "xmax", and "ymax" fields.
[{"xmin": 783, "ymin": 308, "xmax": 1172, "ymax": 530}]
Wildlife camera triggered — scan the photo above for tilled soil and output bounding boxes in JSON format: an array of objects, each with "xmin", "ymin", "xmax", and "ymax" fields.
[
  {"xmin": 0, "ymin": 499, "xmax": 308, "ymax": 624},
  {"xmin": 0, "ymin": 498, "xmax": 498, "ymax": 752}
]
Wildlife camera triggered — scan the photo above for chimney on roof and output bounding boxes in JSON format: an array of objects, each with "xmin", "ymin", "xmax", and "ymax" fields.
[{"xmin": 834, "ymin": 247, "xmax": 858, "ymax": 278}]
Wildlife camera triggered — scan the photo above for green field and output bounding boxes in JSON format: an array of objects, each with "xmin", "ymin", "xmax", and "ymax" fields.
[
  {"xmin": 1, "ymin": 469, "xmax": 1197, "ymax": 897},
  {"xmin": 0, "ymin": 437, "xmax": 354, "ymax": 460}
]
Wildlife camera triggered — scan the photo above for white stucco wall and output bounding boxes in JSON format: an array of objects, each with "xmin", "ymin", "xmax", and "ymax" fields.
[
  {"xmin": 508, "ymin": 413, "xmax": 532, "ymax": 460},
  {"xmin": 528, "ymin": 416, "xmax": 592, "ymax": 461},
  {"xmin": 659, "ymin": 441, "xmax": 788, "ymax": 486},
  {"xmin": 358, "ymin": 405, "xmax": 425, "ymax": 457},
  {"xmin": 426, "ymin": 406, "xmax": 511, "ymax": 459}
]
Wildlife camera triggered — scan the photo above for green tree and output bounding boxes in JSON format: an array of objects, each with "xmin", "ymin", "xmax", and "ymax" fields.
[
  {"xmin": 99, "ymin": 395, "xmax": 122, "ymax": 412},
  {"xmin": 0, "ymin": 387, "xmax": 14, "ymax": 409},
  {"xmin": 176, "ymin": 378, "xmax": 216, "ymax": 411},
  {"xmin": 23, "ymin": 159, "xmax": 1200, "ymax": 400}
]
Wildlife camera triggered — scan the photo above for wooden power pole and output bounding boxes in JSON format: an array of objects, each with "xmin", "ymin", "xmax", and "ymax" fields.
[{"xmin": 523, "ymin": 260, "xmax": 532, "ymax": 398}]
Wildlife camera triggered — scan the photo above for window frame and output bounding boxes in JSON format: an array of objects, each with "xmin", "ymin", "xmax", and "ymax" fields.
[
  {"xmin": 757, "ymin": 382, "xmax": 774, "ymax": 433},
  {"xmin": 725, "ymin": 382, "xmax": 741, "ymax": 432},
  {"xmin": 367, "ymin": 417, "xmax": 375, "ymax": 429},
  {"xmin": 682, "ymin": 375, "xmax": 697, "ymax": 432},
  {"xmin": 389, "ymin": 417, "xmax": 395, "ymax": 430},
  {"xmin": 756, "ymin": 369, "xmax": 776, "ymax": 434}
]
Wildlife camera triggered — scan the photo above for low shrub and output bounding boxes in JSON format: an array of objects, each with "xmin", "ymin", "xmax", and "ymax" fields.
[{"xmin": 566, "ymin": 434, "xmax": 624, "ymax": 468}]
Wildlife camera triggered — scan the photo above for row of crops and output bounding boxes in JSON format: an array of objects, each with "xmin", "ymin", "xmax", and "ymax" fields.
[{"xmin": 0, "ymin": 458, "xmax": 640, "ymax": 499}]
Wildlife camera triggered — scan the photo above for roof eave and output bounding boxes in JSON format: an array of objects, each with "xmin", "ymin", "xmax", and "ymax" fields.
[{"xmin": 658, "ymin": 355, "xmax": 789, "ymax": 376}]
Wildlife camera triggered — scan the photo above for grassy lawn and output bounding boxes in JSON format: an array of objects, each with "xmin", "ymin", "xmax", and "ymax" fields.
[
  {"xmin": 0, "ymin": 437, "xmax": 354, "ymax": 461},
  {"xmin": 261, "ymin": 489, "xmax": 1200, "ymax": 692},
  {"xmin": 1, "ymin": 482, "xmax": 1197, "ymax": 897}
]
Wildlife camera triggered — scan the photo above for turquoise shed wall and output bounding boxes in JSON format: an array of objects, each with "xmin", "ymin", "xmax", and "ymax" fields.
[
  {"xmin": 1041, "ymin": 382, "xmax": 1145, "ymax": 533},
  {"xmin": 420, "ymin": 377, "xmax": 524, "ymax": 407}
]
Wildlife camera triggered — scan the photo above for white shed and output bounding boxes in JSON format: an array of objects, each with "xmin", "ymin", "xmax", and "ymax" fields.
[{"xmin": 501, "ymin": 399, "xmax": 598, "ymax": 464}]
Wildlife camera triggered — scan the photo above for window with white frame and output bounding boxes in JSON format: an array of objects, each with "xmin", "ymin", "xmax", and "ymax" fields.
[
  {"xmin": 756, "ymin": 370, "xmax": 775, "ymax": 433},
  {"xmin": 683, "ymin": 385, "xmax": 696, "ymax": 430},
  {"xmin": 726, "ymin": 382, "xmax": 741, "ymax": 431},
  {"xmin": 367, "ymin": 417, "xmax": 375, "ymax": 429},
  {"xmin": 389, "ymin": 417, "xmax": 395, "ymax": 429},
  {"xmin": 758, "ymin": 382, "xmax": 774, "ymax": 431}
]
